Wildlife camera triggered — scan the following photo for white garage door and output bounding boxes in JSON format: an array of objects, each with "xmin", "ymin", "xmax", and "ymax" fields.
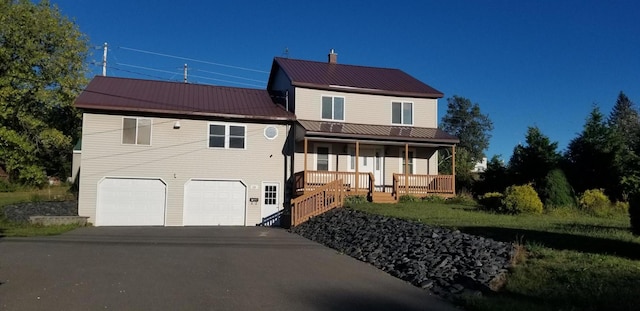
[
  {"xmin": 97, "ymin": 178, "xmax": 166, "ymax": 226},
  {"xmin": 184, "ymin": 180, "xmax": 246, "ymax": 226}
]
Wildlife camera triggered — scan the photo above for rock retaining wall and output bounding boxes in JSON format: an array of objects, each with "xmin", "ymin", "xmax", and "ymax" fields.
[
  {"xmin": 291, "ymin": 208, "xmax": 514, "ymax": 298},
  {"xmin": 2, "ymin": 201, "xmax": 78, "ymax": 223}
]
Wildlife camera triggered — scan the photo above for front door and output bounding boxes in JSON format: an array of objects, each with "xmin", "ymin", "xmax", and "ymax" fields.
[
  {"xmin": 353, "ymin": 147, "xmax": 384, "ymax": 188},
  {"xmin": 261, "ymin": 182, "xmax": 279, "ymax": 218}
]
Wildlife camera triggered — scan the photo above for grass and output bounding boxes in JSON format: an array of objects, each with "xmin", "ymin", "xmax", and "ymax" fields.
[
  {"xmin": 0, "ymin": 185, "xmax": 82, "ymax": 237},
  {"xmin": 352, "ymin": 202, "xmax": 640, "ymax": 311}
]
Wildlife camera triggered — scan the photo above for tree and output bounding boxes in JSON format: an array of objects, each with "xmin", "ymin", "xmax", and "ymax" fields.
[
  {"xmin": 440, "ymin": 95, "xmax": 494, "ymax": 163},
  {"xmin": 608, "ymin": 92, "xmax": 640, "ymax": 199},
  {"xmin": 608, "ymin": 91, "xmax": 640, "ymax": 147},
  {"xmin": 508, "ymin": 126, "xmax": 561, "ymax": 189},
  {"xmin": 565, "ymin": 106, "xmax": 619, "ymax": 198},
  {"xmin": 439, "ymin": 96, "xmax": 493, "ymax": 193},
  {"xmin": 474, "ymin": 154, "xmax": 509, "ymax": 194},
  {"xmin": 0, "ymin": 0, "xmax": 88, "ymax": 185}
]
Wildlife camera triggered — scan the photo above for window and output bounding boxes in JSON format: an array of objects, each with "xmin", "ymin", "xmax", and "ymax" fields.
[
  {"xmin": 316, "ymin": 146, "xmax": 329, "ymax": 171},
  {"xmin": 321, "ymin": 96, "xmax": 345, "ymax": 121},
  {"xmin": 401, "ymin": 150, "xmax": 415, "ymax": 174},
  {"xmin": 264, "ymin": 184, "xmax": 278, "ymax": 205},
  {"xmin": 392, "ymin": 102, "xmax": 413, "ymax": 125},
  {"xmin": 208, "ymin": 123, "xmax": 246, "ymax": 149},
  {"xmin": 122, "ymin": 117, "xmax": 151, "ymax": 145}
]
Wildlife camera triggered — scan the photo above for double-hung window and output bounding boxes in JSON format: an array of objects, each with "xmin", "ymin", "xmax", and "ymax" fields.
[
  {"xmin": 392, "ymin": 102, "xmax": 413, "ymax": 125},
  {"xmin": 122, "ymin": 117, "xmax": 152, "ymax": 145},
  {"xmin": 321, "ymin": 96, "xmax": 345, "ymax": 121},
  {"xmin": 209, "ymin": 123, "xmax": 246, "ymax": 149}
]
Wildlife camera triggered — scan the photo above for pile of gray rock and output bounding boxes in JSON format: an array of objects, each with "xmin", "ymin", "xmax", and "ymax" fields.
[
  {"xmin": 291, "ymin": 208, "xmax": 514, "ymax": 298},
  {"xmin": 2, "ymin": 201, "xmax": 78, "ymax": 223}
]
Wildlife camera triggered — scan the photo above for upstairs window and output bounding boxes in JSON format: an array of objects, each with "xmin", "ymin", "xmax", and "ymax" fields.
[
  {"xmin": 392, "ymin": 102, "xmax": 413, "ymax": 125},
  {"xmin": 321, "ymin": 96, "xmax": 345, "ymax": 121},
  {"xmin": 122, "ymin": 117, "xmax": 151, "ymax": 145},
  {"xmin": 209, "ymin": 123, "xmax": 246, "ymax": 149}
]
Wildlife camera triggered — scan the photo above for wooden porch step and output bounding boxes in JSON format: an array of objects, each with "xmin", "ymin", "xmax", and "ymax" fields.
[{"xmin": 371, "ymin": 192, "xmax": 397, "ymax": 203}]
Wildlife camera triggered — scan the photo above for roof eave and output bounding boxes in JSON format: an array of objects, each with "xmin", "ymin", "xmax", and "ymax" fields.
[
  {"xmin": 302, "ymin": 130, "xmax": 459, "ymax": 145},
  {"xmin": 291, "ymin": 81, "xmax": 444, "ymax": 99}
]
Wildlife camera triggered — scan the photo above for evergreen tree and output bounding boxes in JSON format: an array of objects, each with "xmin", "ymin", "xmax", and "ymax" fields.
[{"xmin": 508, "ymin": 126, "xmax": 561, "ymax": 188}]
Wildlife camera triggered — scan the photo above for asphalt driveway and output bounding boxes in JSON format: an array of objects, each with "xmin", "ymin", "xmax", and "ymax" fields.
[{"xmin": 0, "ymin": 227, "xmax": 458, "ymax": 311}]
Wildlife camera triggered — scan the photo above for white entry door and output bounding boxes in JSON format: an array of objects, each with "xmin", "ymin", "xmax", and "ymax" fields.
[
  {"xmin": 356, "ymin": 148, "xmax": 383, "ymax": 187},
  {"xmin": 261, "ymin": 182, "xmax": 279, "ymax": 218}
]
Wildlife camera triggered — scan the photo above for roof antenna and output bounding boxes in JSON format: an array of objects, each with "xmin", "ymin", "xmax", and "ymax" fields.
[{"xmin": 282, "ymin": 47, "xmax": 289, "ymax": 58}]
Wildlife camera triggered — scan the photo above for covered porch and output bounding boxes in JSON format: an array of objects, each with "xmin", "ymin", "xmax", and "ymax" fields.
[{"xmin": 293, "ymin": 120, "xmax": 459, "ymax": 203}]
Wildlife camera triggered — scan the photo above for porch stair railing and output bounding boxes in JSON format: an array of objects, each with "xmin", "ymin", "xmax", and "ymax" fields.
[{"xmin": 291, "ymin": 179, "xmax": 346, "ymax": 227}]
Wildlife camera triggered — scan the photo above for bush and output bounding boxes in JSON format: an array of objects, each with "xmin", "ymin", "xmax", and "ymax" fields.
[
  {"xmin": 479, "ymin": 192, "xmax": 504, "ymax": 211},
  {"xmin": 445, "ymin": 193, "xmax": 476, "ymax": 205},
  {"xmin": 398, "ymin": 195, "xmax": 420, "ymax": 203},
  {"xmin": 503, "ymin": 184, "xmax": 544, "ymax": 214},
  {"xmin": 539, "ymin": 169, "xmax": 576, "ymax": 208},
  {"xmin": 578, "ymin": 189, "xmax": 613, "ymax": 216},
  {"xmin": 422, "ymin": 195, "xmax": 446, "ymax": 203},
  {"xmin": 344, "ymin": 195, "xmax": 367, "ymax": 207},
  {"xmin": 630, "ymin": 193, "xmax": 640, "ymax": 235},
  {"xmin": 0, "ymin": 179, "xmax": 16, "ymax": 192}
]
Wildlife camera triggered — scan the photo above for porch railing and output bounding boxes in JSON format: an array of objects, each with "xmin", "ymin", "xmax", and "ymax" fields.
[
  {"xmin": 290, "ymin": 179, "xmax": 346, "ymax": 227},
  {"xmin": 393, "ymin": 174, "xmax": 454, "ymax": 197},
  {"xmin": 294, "ymin": 171, "xmax": 373, "ymax": 194}
]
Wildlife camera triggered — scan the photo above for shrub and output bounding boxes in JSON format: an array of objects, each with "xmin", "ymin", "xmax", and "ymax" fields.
[
  {"xmin": 613, "ymin": 201, "xmax": 629, "ymax": 214},
  {"xmin": 630, "ymin": 193, "xmax": 640, "ymax": 235},
  {"xmin": 344, "ymin": 195, "xmax": 367, "ymax": 207},
  {"xmin": 479, "ymin": 192, "xmax": 504, "ymax": 211},
  {"xmin": 0, "ymin": 179, "xmax": 16, "ymax": 192},
  {"xmin": 578, "ymin": 189, "xmax": 612, "ymax": 216},
  {"xmin": 445, "ymin": 193, "xmax": 476, "ymax": 206},
  {"xmin": 503, "ymin": 184, "xmax": 543, "ymax": 214},
  {"xmin": 539, "ymin": 169, "xmax": 576, "ymax": 208},
  {"xmin": 422, "ymin": 195, "xmax": 446, "ymax": 203},
  {"xmin": 398, "ymin": 195, "xmax": 420, "ymax": 203}
]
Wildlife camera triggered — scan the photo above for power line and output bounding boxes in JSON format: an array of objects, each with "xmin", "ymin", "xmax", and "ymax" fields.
[
  {"xmin": 119, "ymin": 46, "xmax": 270, "ymax": 74},
  {"xmin": 116, "ymin": 63, "xmax": 264, "ymax": 88},
  {"xmin": 195, "ymin": 69, "xmax": 266, "ymax": 83}
]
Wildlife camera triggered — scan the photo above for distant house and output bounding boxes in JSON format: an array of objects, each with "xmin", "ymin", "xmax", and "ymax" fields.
[
  {"xmin": 472, "ymin": 157, "xmax": 488, "ymax": 173},
  {"xmin": 74, "ymin": 51, "xmax": 458, "ymax": 226}
]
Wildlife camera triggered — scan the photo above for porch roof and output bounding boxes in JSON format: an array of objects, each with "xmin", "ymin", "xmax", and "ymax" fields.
[{"xmin": 297, "ymin": 120, "xmax": 459, "ymax": 146}]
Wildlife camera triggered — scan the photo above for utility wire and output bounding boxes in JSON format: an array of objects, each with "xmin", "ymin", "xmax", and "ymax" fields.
[
  {"xmin": 119, "ymin": 46, "xmax": 270, "ymax": 74},
  {"xmin": 116, "ymin": 63, "xmax": 264, "ymax": 88},
  {"xmin": 195, "ymin": 69, "xmax": 265, "ymax": 83}
]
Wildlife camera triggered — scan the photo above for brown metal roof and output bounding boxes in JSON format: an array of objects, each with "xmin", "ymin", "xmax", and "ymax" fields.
[
  {"xmin": 298, "ymin": 119, "xmax": 459, "ymax": 145},
  {"xmin": 75, "ymin": 76, "xmax": 295, "ymax": 121},
  {"xmin": 269, "ymin": 57, "xmax": 444, "ymax": 99}
]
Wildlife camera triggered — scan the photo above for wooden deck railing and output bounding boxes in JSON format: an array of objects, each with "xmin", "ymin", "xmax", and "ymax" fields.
[
  {"xmin": 294, "ymin": 171, "xmax": 373, "ymax": 194},
  {"xmin": 290, "ymin": 179, "xmax": 346, "ymax": 227},
  {"xmin": 393, "ymin": 174, "xmax": 454, "ymax": 197}
]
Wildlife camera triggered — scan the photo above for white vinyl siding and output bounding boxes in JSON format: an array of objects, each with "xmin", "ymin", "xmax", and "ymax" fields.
[
  {"xmin": 295, "ymin": 88, "xmax": 437, "ymax": 127},
  {"xmin": 321, "ymin": 96, "xmax": 345, "ymax": 121},
  {"xmin": 392, "ymin": 102, "xmax": 413, "ymax": 125},
  {"xmin": 122, "ymin": 117, "xmax": 152, "ymax": 145},
  {"xmin": 78, "ymin": 113, "xmax": 287, "ymax": 226}
]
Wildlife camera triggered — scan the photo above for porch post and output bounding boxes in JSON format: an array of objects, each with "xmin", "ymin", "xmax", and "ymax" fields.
[
  {"xmin": 452, "ymin": 145, "xmax": 456, "ymax": 194},
  {"xmin": 355, "ymin": 141, "xmax": 360, "ymax": 193},
  {"xmin": 404, "ymin": 143, "xmax": 409, "ymax": 195},
  {"xmin": 304, "ymin": 138, "xmax": 308, "ymax": 191}
]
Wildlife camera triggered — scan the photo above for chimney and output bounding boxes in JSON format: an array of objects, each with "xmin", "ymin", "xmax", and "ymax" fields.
[{"xmin": 328, "ymin": 49, "xmax": 338, "ymax": 64}]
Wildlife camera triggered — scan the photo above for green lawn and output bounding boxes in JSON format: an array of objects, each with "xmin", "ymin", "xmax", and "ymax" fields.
[
  {"xmin": 0, "ymin": 185, "xmax": 82, "ymax": 237},
  {"xmin": 351, "ymin": 202, "xmax": 640, "ymax": 311}
]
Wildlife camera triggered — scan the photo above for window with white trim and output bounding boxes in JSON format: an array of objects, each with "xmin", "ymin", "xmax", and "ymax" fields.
[
  {"xmin": 392, "ymin": 102, "xmax": 413, "ymax": 125},
  {"xmin": 401, "ymin": 150, "xmax": 415, "ymax": 174},
  {"xmin": 122, "ymin": 117, "xmax": 152, "ymax": 145},
  {"xmin": 316, "ymin": 146, "xmax": 329, "ymax": 171},
  {"xmin": 321, "ymin": 96, "xmax": 345, "ymax": 121},
  {"xmin": 208, "ymin": 123, "xmax": 246, "ymax": 149},
  {"xmin": 264, "ymin": 184, "xmax": 278, "ymax": 205}
]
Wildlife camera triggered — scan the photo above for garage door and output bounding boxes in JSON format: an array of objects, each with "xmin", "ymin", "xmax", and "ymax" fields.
[
  {"xmin": 97, "ymin": 178, "xmax": 166, "ymax": 226},
  {"xmin": 184, "ymin": 180, "xmax": 246, "ymax": 226}
]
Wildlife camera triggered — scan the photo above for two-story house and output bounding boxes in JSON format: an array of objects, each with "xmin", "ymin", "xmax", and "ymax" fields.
[
  {"xmin": 73, "ymin": 51, "xmax": 458, "ymax": 226},
  {"xmin": 268, "ymin": 52, "xmax": 459, "ymax": 204}
]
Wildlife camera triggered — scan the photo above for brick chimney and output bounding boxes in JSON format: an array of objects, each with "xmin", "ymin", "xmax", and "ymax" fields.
[{"xmin": 328, "ymin": 49, "xmax": 338, "ymax": 64}]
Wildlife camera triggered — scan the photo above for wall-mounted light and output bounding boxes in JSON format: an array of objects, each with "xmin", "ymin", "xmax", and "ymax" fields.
[{"xmin": 173, "ymin": 121, "xmax": 181, "ymax": 129}]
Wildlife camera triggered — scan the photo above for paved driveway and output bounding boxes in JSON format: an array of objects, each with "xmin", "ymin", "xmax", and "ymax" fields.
[{"xmin": 0, "ymin": 227, "xmax": 458, "ymax": 311}]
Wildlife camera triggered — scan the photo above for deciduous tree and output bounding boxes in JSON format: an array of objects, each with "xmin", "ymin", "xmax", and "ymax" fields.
[{"xmin": 0, "ymin": 0, "xmax": 88, "ymax": 185}]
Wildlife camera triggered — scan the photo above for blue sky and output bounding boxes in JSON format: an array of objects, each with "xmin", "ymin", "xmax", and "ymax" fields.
[{"xmin": 52, "ymin": 0, "xmax": 640, "ymax": 160}]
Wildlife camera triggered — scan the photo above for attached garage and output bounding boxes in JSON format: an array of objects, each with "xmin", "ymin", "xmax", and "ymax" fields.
[
  {"xmin": 96, "ymin": 178, "xmax": 166, "ymax": 226},
  {"xmin": 183, "ymin": 180, "xmax": 246, "ymax": 226}
]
